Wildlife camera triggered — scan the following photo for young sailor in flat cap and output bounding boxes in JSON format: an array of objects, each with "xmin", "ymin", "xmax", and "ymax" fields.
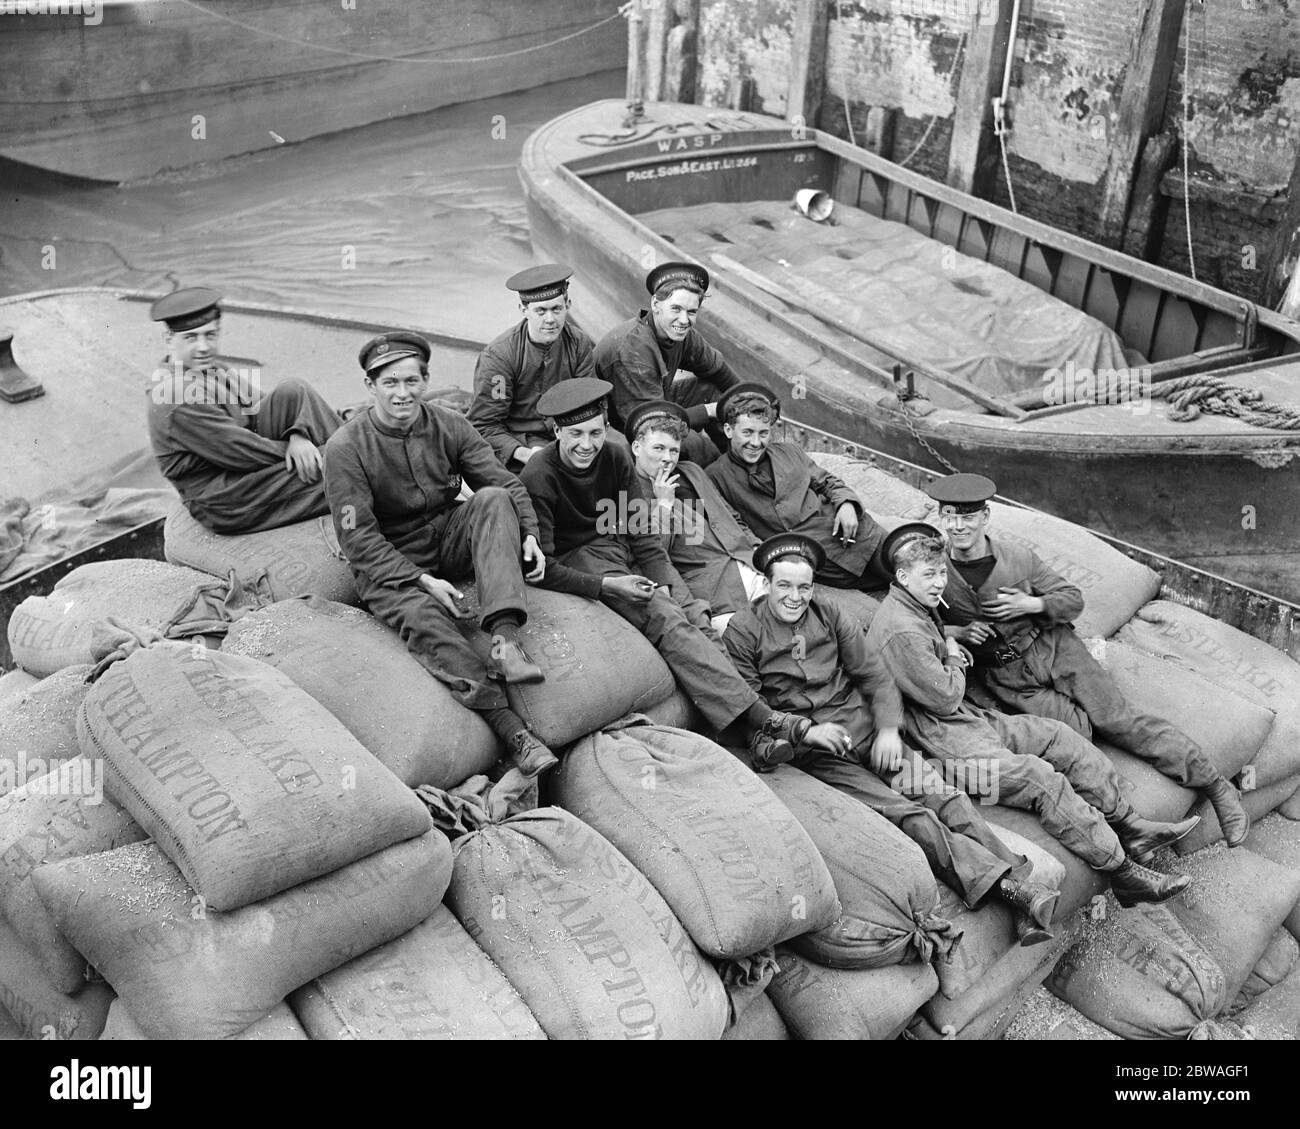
[
  {"xmin": 593, "ymin": 261, "xmax": 740, "ymax": 466},
  {"xmin": 706, "ymin": 383, "xmax": 890, "ymax": 590},
  {"xmin": 928, "ymin": 473, "xmax": 1250, "ymax": 846},
  {"xmin": 865, "ymin": 523, "xmax": 1199, "ymax": 906},
  {"xmin": 323, "ymin": 331, "xmax": 557, "ymax": 776},
  {"xmin": 519, "ymin": 377, "xmax": 811, "ymax": 762},
  {"xmin": 625, "ymin": 399, "xmax": 765, "ymax": 635},
  {"xmin": 146, "ymin": 287, "xmax": 343, "ymax": 533},
  {"xmin": 724, "ymin": 533, "xmax": 1062, "ymax": 947},
  {"xmin": 467, "ymin": 264, "xmax": 596, "ymax": 471}
]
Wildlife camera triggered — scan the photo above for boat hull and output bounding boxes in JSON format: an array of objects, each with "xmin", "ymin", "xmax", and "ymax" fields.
[{"xmin": 520, "ymin": 100, "xmax": 1300, "ymax": 603}]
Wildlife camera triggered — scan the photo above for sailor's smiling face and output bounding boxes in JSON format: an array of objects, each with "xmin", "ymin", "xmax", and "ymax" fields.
[
  {"xmin": 166, "ymin": 318, "xmax": 221, "ymax": 369},
  {"xmin": 765, "ymin": 558, "xmax": 814, "ymax": 624},
  {"xmin": 556, "ymin": 415, "xmax": 607, "ymax": 469},
  {"xmin": 366, "ymin": 356, "xmax": 427, "ymax": 429},
  {"xmin": 650, "ymin": 287, "xmax": 701, "ymax": 343},
  {"xmin": 724, "ymin": 412, "xmax": 772, "ymax": 464}
]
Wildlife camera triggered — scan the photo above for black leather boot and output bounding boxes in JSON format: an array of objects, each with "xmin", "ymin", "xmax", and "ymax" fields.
[
  {"xmin": 1109, "ymin": 858, "xmax": 1192, "ymax": 907},
  {"xmin": 489, "ymin": 636, "xmax": 545, "ymax": 684},
  {"xmin": 1012, "ymin": 911, "xmax": 1054, "ymax": 947},
  {"xmin": 507, "ymin": 729, "xmax": 559, "ymax": 776},
  {"xmin": 749, "ymin": 711, "xmax": 811, "ymax": 772},
  {"xmin": 996, "ymin": 875, "xmax": 1060, "ymax": 930},
  {"xmin": 1202, "ymin": 775, "xmax": 1250, "ymax": 847},
  {"xmin": 1106, "ymin": 801, "xmax": 1200, "ymax": 864}
]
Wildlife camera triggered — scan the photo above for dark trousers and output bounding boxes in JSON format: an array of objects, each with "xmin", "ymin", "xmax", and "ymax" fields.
[
  {"xmin": 360, "ymin": 486, "xmax": 527, "ymax": 712},
  {"xmin": 192, "ymin": 379, "xmax": 342, "ymax": 534},
  {"xmin": 984, "ymin": 626, "xmax": 1219, "ymax": 789},
  {"xmin": 792, "ymin": 746, "xmax": 1031, "ymax": 909},
  {"xmin": 559, "ymin": 539, "xmax": 760, "ymax": 731}
]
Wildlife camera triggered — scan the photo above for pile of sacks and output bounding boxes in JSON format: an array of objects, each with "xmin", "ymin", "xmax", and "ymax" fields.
[{"xmin": 2, "ymin": 453, "xmax": 1299, "ymax": 1041}]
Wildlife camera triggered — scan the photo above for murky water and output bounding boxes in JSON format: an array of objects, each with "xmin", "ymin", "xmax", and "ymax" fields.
[{"xmin": 0, "ymin": 68, "xmax": 623, "ymax": 344}]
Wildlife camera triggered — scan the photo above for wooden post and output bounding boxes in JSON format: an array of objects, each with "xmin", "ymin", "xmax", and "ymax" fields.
[
  {"xmin": 624, "ymin": 2, "xmax": 645, "ymax": 123},
  {"xmin": 1097, "ymin": 0, "xmax": 1185, "ymax": 247},
  {"xmin": 786, "ymin": 0, "xmax": 831, "ymax": 132},
  {"xmin": 1120, "ymin": 131, "xmax": 1177, "ymax": 261},
  {"xmin": 865, "ymin": 106, "xmax": 897, "ymax": 159},
  {"xmin": 645, "ymin": 0, "xmax": 672, "ymax": 102},
  {"xmin": 1263, "ymin": 144, "xmax": 1300, "ymax": 316},
  {"xmin": 946, "ymin": 0, "xmax": 1015, "ymax": 197},
  {"xmin": 663, "ymin": 0, "xmax": 699, "ymax": 105}
]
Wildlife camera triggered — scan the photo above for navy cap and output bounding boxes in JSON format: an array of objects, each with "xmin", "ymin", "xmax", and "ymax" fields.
[
  {"xmin": 717, "ymin": 381, "xmax": 781, "ymax": 423},
  {"xmin": 151, "ymin": 287, "xmax": 222, "ymax": 332},
  {"xmin": 753, "ymin": 533, "xmax": 825, "ymax": 575},
  {"xmin": 359, "ymin": 331, "xmax": 432, "ymax": 374},
  {"xmin": 926, "ymin": 473, "xmax": 997, "ymax": 513},
  {"xmin": 880, "ymin": 521, "xmax": 945, "ymax": 572},
  {"xmin": 537, "ymin": 376, "xmax": 613, "ymax": 426},
  {"xmin": 507, "ymin": 263, "xmax": 573, "ymax": 304},
  {"xmin": 625, "ymin": 399, "xmax": 690, "ymax": 441},
  {"xmin": 646, "ymin": 260, "xmax": 709, "ymax": 296}
]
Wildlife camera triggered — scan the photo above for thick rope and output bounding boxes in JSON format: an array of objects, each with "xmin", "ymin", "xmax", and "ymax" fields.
[{"xmin": 1151, "ymin": 374, "xmax": 1300, "ymax": 429}]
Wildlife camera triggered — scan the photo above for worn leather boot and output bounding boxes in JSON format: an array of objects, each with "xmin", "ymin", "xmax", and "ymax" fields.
[
  {"xmin": 489, "ymin": 636, "xmax": 545, "ymax": 684},
  {"xmin": 1012, "ymin": 911, "xmax": 1054, "ymax": 948},
  {"xmin": 996, "ymin": 876, "xmax": 1060, "ymax": 930},
  {"xmin": 1109, "ymin": 858, "xmax": 1192, "ymax": 907},
  {"xmin": 507, "ymin": 729, "xmax": 559, "ymax": 776},
  {"xmin": 1202, "ymin": 775, "xmax": 1250, "ymax": 847},
  {"xmin": 749, "ymin": 711, "xmax": 812, "ymax": 773},
  {"xmin": 1106, "ymin": 802, "xmax": 1200, "ymax": 864}
]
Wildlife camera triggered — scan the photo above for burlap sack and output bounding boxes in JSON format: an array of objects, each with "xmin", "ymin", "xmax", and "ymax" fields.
[
  {"xmin": 223, "ymin": 598, "xmax": 501, "ymax": 788},
  {"xmin": 808, "ymin": 454, "xmax": 934, "ymax": 520},
  {"xmin": 0, "ymin": 759, "xmax": 146, "ymax": 992},
  {"xmin": 1175, "ymin": 772, "xmax": 1300, "ymax": 854},
  {"xmin": 0, "ymin": 913, "xmax": 113, "ymax": 1040},
  {"xmin": 1238, "ymin": 813, "xmax": 1300, "ymax": 940},
  {"xmin": 760, "ymin": 764, "xmax": 957, "ymax": 970},
  {"xmin": 1230, "ymin": 927, "xmax": 1299, "ymax": 1013},
  {"xmin": 100, "ymin": 999, "xmax": 307, "ymax": 1041},
  {"xmin": 165, "ymin": 503, "xmax": 358, "ymax": 604},
  {"xmin": 32, "ymin": 831, "xmax": 450, "ymax": 1040},
  {"xmin": 720, "ymin": 992, "xmax": 789, "ymax": 1041},
  {"xmin": 79, "ymin": 641, "xmax": 431, "ymax": 910},
  {"xmin": 987, "ymin": 502, "xmax": 1161, "ymax": 639},
  {"xmin": 1117, "ymin": 599, "xmax": 1300, "ymax": 787},
  {"xmin": 553, "ymin": 723, "xmax": 840, "ymax": 959},
  {"xmin": 0, "ymin": 664, "xmax": 93, "ymax": 800},
  {"xmin": 7, "ymin": 559, "xmax": 245, "ymax": 676},
  {"xmin": 0, "ymin": 669, "xmax": 38, "ymax": 708},
  {"xmin": 1232, "ymin": 963, "xmax": 1300, "ymax": 1040},
  {"xmin": 461, "ymin": 584, "xmax": 677, "ymax": 749},
  {"xmin": 290, "ymin": 904, "xmax": 545, "ymax": 1040},
  {"xmin": 447, "ymin": 807, "xmax": 729, "ymax": 1040},
  {"xmin": 766, "ymin": 946, "xmax": 938, "ymax": 1040}
]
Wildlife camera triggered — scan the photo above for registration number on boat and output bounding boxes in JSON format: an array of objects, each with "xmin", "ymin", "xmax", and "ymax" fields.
[{"xmin": 626, "ymin": 155, "xmax": 759, "ymax": 182}]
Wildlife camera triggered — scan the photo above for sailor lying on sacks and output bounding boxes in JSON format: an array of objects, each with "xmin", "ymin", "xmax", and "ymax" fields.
[
  {"xmin": 864, "ymin": 523, "xmax": 1197, "ymax": 908},
  {"xmin": 724, "ymin": 532, "xmax": 1061, "ymax": 948},
  {"xmin": 705, "ymin": 383, "xmax": 891, "ymax": 592},
  {"xmin": 518, "ymin": 376, "xmax": 808, "ymax": 757},
  {"xmin": 146, "ymin": 287, "xmax": 343, "ymax": 534},
  {"xmin": 593, "ymin": 261, "xmax": 740, "ymax": 467},
  {"xmin": 323, "ymin": 330, "xmax": 558, "ymax": 778},
  {"xmin": 929, "ymin": 472, "xmax": 1250, "ymax": 847},
  {"xmin": 467, "ymin": 264, "xmax": 597, "ymax": 473},
  {"xmin": 625, "ymin": 399, "xmax": 766, "ymax": 636}
]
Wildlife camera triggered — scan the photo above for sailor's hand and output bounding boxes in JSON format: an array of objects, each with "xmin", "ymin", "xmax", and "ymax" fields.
[
  {"xmin": 832, "ymin": 503, "xmax": 859, "ymax": 546},
  {"xmin": 804, "ymin": 723, "xmax": 853, "ymax": 755},
  {"xmin": 285, "ymin": 433, "xmax": 323, "ymax": 483},
  {"xmin": 418, "ymin": 574, "xmax": 468, "ymax": 619},
  {"xmin": 602, "ymin": 574, "xmax": 655, "ymax": 604},
  {"xmin": 867, "ymin": 727, "xmax": 905, "ymax": 775},
  {"xmin": 982, "ymin": 588, "xmax": 1044, "ymax": 620},
  {"xmin": 954, "ymin": 619, "xmax": 996, "ymax": 644},
  {"xmin": 513, "ymin": 446, "xmax": 538, "ymax": 466},
  {"xmin": 521, "ymin": 535, "xmax": 545, "ymax": 583},
  {"xmin": 652, "ymin": 465, "xmax": 679, "ymax": 503}
]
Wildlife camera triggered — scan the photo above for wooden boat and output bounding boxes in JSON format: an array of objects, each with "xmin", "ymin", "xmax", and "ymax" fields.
[
  {"xmin": 3, "ymin": 286, "xmax": 1299, "ymax": 671},
  {"xmin": 0, "ymin": 0, "xmax": 626, "ymax": 182},
  {"xmin": 519, "ymin": 99, "xmax": 1300, "ymax": 603}
]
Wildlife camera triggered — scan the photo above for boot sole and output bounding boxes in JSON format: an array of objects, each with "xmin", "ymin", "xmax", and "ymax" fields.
[{"xmin": 1018, "ymin": 929, "xmax": 1054, "ymax": 947}]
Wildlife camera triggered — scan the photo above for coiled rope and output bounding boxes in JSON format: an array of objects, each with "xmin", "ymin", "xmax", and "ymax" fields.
[{"xmin": 1152, "ymin": 374, "xmax": 1300, "ymax": 429}]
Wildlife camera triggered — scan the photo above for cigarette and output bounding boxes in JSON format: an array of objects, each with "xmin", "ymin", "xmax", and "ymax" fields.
[
  {"xmin": 844, "ymin": 538, "xmax": 855, "ymax": 544},
  {"xmin": 937, "ymin": 595, "xmax": 949, "ymax": 608}
]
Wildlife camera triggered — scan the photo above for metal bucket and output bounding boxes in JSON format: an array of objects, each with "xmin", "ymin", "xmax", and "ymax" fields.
[{"xmin": 794, "ymin": 188, "xmax": 834, "ymax": 222}]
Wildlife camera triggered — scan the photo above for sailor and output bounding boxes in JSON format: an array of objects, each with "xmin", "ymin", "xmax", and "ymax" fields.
[
  {"xmin": 928, "ymin": 473, "xmax": 1250, "ymax": 846},
  {"xmin": 625, "ymin": 399, "xmax": 765, "ymax": 634},
  {"xmin": 593, "ymin": 261, "xmax": 739, "ymax": 466},
  {"xmin": 724, "ymin": 533, "xmax": 1061, "ymax": 947},
  {"xmin": 706, "ymin": 383, "xmax": 890, "ymax": 590},
  {"xmin": 518, "ymin": 377, "xmax": 810, "ymax": 764},
  {"xmin": 146, "ymin": 287, "xmax": 343, "ymax": 533},
  {"xmin": 865, "ymin": 522, "xmax": 1198, "ymax": 906},
  {"xmin": 323, "ymin": 331, "xmax": 557, "ymax": 776},
  {"xmin": 467, "ymin": 264, "xmax": 596, "ymax": 471}
]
